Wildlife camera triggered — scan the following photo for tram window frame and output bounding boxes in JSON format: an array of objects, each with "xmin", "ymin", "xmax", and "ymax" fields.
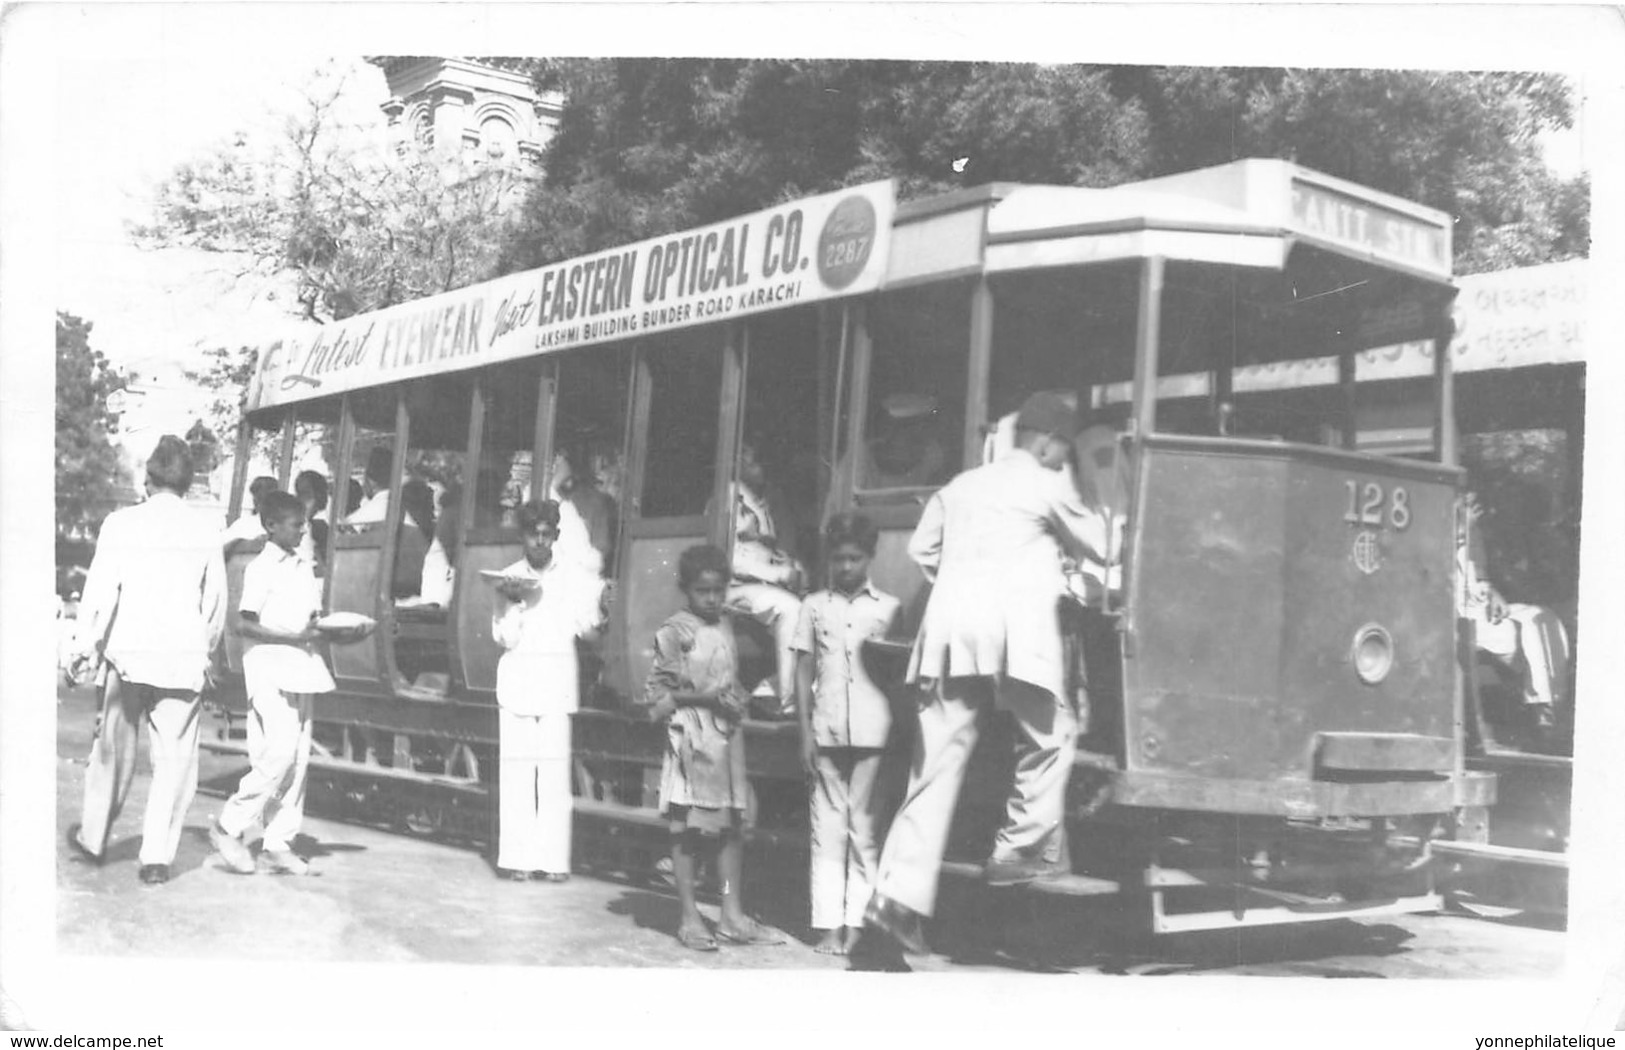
[
  {"xmin": 636, "ymin": 327, "xmax": 728, "ymax": 522},
  {"xmin": 850, "ymin": 280, "xmax": 972, "ymax": 502},
  {"xmin": 550, "ymin": 345, "xmax": 633, "ymax": 577},
  {"xmin": 468, "ymin": 359, "xmax": 548, "ymax": 541}
]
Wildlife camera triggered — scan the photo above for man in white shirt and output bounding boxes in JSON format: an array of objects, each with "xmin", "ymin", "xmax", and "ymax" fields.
[
  {"xmin": 68, "ymin": 436, "xmax": 228, "ymax": 885},
  {"xmin": 725, "ymin": 441, "xmax": 804, "ymax": 713},
  {"xmin": 865, "ymin": 392, "xmax": 1111, "ymax": 955}
]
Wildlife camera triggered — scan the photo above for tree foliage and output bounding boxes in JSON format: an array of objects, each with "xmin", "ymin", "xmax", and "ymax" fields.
[
  {"xmin": 505, "ymin": 61, "xmax": 1586, "ymax": 277},
  {"xmin": 56, "ymin": 312, "xmax": 128, "ymax": 537},
  {"xmin": 502, "ymin": 60, "xmax": 1151, "ymax": 270},
  {"xmin": 136, "ymin": 60, "xmax": 526, "ymax": 324}
]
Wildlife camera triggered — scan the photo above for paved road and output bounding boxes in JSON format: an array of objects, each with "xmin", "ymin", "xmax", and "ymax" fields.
[{"xmin": 55, "ymin": 684, "xmax": 1563, "ymax": 976}]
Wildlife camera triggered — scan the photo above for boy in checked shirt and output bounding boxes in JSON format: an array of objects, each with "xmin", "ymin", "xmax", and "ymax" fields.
[
  {"xmin": 793, "ymin": 513, "xmax": 901, "ymax": 954},
  {"xmin": 211, "ymin": 491, "xmax": 337, "ymax": 876}
]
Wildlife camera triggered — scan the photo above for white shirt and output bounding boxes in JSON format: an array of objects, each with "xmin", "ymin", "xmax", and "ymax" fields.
[
  {"xmin": 792, "ymin": 581, "xmax": 902, "ymax": 748},
  {"xmin": 732, "ymin": 484, "xmax": 797, "ymax": 587},
  {"xmin": 296, "ymin": 510, "xmax": 328, "ymax": 563},
  {"xmin": 492, "ymin": 557, "xmax": 604, "ymax": 716},
  {"xmin": 221, "ymin": 511, "xmax": 267, "ymax": 545},
  {"xmin": 420, "ymin": 536, "xmax": 455, "ymax": 606},
  {"xmin": 77, "ymin": 491, "xmax": 227, "ymax": 692},
  {"xmin": 239, "ymin": 542, "xmax": 336, "ymax": 695},
  {"xmin": 346, "ymin": 489, "xmax": 391, "ymax": 525}
]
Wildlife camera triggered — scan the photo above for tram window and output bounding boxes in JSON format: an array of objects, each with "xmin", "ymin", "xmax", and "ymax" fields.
[
  {"xmin": 640, "ymin": 331, "xmax": 723, "ymax": 519},
  {"xmin": 290, "ymin": 400, "xmax": 341, "ymax": 563},
  {"xmin": 393, "ymin": 376, "xmax": 472, "ymax": 693},
  {"xmin": 857, "ymin": 283, "xmax": 968, "ymax": 492},
  {"xmin": 553, "ymin": 347, "xmax": 630, "ymax": 575},
  {"xmin": 473, "ymin": 361, "xmax": 543, "ymax": 531},
  {"xmin": 741, "ymin": 307, "xmax": 822, "ymax": 563},
  {"xmin": 338, "ymin": 388, "xmax": 399, "ymax": 529},
  {"xmin": 396, "ymin": 375, "xmax": 471, "ymax": 602},
  {"xmin": 988, "ymin": 266, "xmax": 1132, "ymax": 427}
]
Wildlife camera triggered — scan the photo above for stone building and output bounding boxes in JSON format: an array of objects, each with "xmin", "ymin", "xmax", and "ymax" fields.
[{"xmin": 367, "ymin": 57, "xmax": 563, "ymax": 170}]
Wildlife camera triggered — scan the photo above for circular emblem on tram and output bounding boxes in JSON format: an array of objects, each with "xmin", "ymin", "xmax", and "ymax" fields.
[
  {"xmin": 817, "ymin": 194, "xmax": 879, "ymax": 290},
  {"xmin": 1352, "ymin": 529, "xmax": 1382, "ymax": 575}
]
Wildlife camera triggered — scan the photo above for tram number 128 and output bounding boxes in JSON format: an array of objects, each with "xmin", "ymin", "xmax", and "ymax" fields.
[{"xmin": 1344, "ymin": 479, "xmax": 1411, "ymax": 531}]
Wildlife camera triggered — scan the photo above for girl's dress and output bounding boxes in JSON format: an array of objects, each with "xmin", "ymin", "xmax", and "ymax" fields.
[{"xmin": 642, "ymin": 609, "xmax": 749, "ymax": 832}]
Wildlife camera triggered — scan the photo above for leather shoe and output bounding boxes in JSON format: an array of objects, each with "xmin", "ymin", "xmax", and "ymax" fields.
[
  {"xmin": 863, "ymin": 893, "xmax": 929, "ymax": 955},
  {"xmin": 65, "ymin": 823, "xmax": 101, "ymax": 866},
  {"xmin": 983, "ymin": 855, "xmax": 1069, "ymax": 887},
  {"xmin": 137, "ymin": 864, "xmax": 169, "ymax": 885}
]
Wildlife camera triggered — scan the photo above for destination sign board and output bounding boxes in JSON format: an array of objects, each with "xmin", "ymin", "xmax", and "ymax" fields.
[{"xmin": 1289, "ymin": 179, "xmax": 1451, "ymax": 280}]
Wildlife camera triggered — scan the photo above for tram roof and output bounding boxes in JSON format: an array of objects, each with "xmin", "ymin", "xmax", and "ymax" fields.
[
  {"xmin": 974, "ymin": 159, "xmax": 1454, "ymax": 287},
  {"xmin": 237, "ymin": 160, "xmax": 1454, "ymax": 416}
]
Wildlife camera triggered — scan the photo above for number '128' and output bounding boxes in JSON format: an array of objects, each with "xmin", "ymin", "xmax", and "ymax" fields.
[{"xmin": 1344, "ymin": 480, "xmax": 1410, "ymax": 530}]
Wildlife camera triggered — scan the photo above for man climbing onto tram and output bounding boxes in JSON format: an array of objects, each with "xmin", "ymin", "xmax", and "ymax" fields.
[{"xmin": 864, "ymin": 391, "xmax": 1114, "ymax": 957}]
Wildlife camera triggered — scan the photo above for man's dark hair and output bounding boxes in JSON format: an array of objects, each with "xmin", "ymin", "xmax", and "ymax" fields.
[
  {"xmin": 824, "ymin": 512, "xmax": 879, "ymax": 556},
  {"xmin": 365, "ymin": 446, "xmax": 394, "ymax": 489},
  {"xmin": 259, "ymin": 490, "xmax": 304, "ymax": 526},
  {"xmin": 401, "ymin": 479, "xmax": 437, "ymax": 542},
  {"xmin": 247, "ymin": 475, "xmax": 278, "ymax": 509},
  {"xmin": 517, "ymin": 498, "xmax": 562, "ymax": 534},
  {"xmin": 295, "ymin": 470, "xmax": 329, "ymax": 511},
  {"xmin": 145, "ymin": 435, "xmax": 194, "ymax": 495},
  {"xmin": 678, "ymin": 543, "xmax": 731, "ymax": 588}
]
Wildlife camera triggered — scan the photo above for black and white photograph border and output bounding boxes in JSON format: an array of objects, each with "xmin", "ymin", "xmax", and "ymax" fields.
[{"xmin": 3, "ymin": 1, "xmax": 1625, "ymax": 1044}]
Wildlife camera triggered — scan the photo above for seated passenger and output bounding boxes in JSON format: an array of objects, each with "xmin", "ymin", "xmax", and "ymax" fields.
[
  {"xmin": 864, "ymin": 393, "xmax": 948, "ymax": 490},
  {"xmin": 294, "ymin": 470, "xmax": 330, "ymax": 564},
  {"xmin": 725, "ymin": 440, "xmax": 804, "ymax": 714},
  {"xmin": 552, "ymin": 442, "xmax": 619, "ymax": 576},
  {"xmin": 392, "ymin": 479, "xmax": 436, "ymax": 600},
  {"xmin": 222, "ymin": 476, "xmax": 279, "ymax": 552},
  {"xmin": 346, "ymin": 447, "xmax": 396, "ymax": 526},
  {"xmin": 420, "ymin": 483, "xmax": 459, "ymax": 607},
  {"xmin": 1457, "ymin": 494, "xmax": 1569, "ymax": 734},
  {"xmin": 545, "ymin": 451, "xmax": 606, "ymax": 579}
]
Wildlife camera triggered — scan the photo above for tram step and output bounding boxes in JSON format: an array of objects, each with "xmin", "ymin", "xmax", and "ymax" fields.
[
  {"xmin": 1430, "ymin": 839, "xmax": 1568, "ymax": 870},
  {"xmin": 939, "ymin": 860, "xmax": 1119, "ymax": 897},
  {"xmin": 200, "ymin": 738, "xmax": 485, "ymax": 791}
]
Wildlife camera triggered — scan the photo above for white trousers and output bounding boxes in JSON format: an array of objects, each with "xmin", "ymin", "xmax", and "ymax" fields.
[
  {"xmin": 809, "ymin": 748, "xmax": 886, "ymax": 929},
  {"xmin": 873, "ymin": 676, "xmax": 1077, "ymax": 918},
  {"xmin": 727, "ymin": 581, "xmax": 802, "ymax": 703},
  {"xmin": 78, "ymin": 669, "xmax": 202, "ymax": 866},
  {"xmin": 1475, "ymin": 603, "xmax": 1569, "ymax": 706},
  {"xmin": 218, "ymin": 685, "xmax": 315, "ymax": 852},
  {"xmin": 498, "ymin": 709, "xmax": 573, "ymax": 874}
]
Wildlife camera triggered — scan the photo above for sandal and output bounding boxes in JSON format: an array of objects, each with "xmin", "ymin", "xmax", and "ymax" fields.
[
  {"xmin": 677, "ymin": 926, "xmax": 719, "ymax": 952},
  {"xmin": 716, "ymin": 919, "xmax": 786, "ymax": 946}
]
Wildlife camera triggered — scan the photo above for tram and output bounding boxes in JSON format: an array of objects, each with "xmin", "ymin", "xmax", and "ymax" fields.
[{"xmin": 207, "ymin": 159, "xmax": 1513, "ymax": 932}]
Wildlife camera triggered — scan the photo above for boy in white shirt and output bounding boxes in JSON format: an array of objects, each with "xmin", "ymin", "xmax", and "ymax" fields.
[
  {"xmin": 793, "ymin": 512, "xmax": 901, "ymax": 954},
  {"xmin": 490, "ymin": 499, "xmax": 606, "ymax": 880},
  {"xmin": 211, "ymin": 491, "xmax": 338, "ymax": 875}
]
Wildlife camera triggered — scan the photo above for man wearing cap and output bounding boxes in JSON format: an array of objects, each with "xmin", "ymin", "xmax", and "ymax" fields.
[
  {"xmin": 67, "ymin": 436, "xmax": 228, "ymax": 885},
  {"xmin": 864, "ymin": 392, "xmax": 948, "ymax": 490},
  {"xmin": 864, "ymin": 391, "xmax": 1111, "ymax": 955}
]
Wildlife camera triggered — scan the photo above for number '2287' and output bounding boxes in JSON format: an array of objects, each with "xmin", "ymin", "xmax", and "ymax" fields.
[{"xmin": 1344, "ymin": 480, "xmax": 1411, "ymax": 530}]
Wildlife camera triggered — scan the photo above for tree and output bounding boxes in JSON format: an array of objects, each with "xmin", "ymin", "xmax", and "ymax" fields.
[
  {"xmin": 136, "ymin": 59, "xmax": 528, "ymax": 464},
  {"xmin": 504, "ymin": 61, "xmax": 1585, "ymax": 277},
  {"xmin": 501, "ymin": 60, "xmax": 1151, "ymax": 270},
  {"xmin": 55, "ymin": 312, "xmax": 128, "ymax": 538}
]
